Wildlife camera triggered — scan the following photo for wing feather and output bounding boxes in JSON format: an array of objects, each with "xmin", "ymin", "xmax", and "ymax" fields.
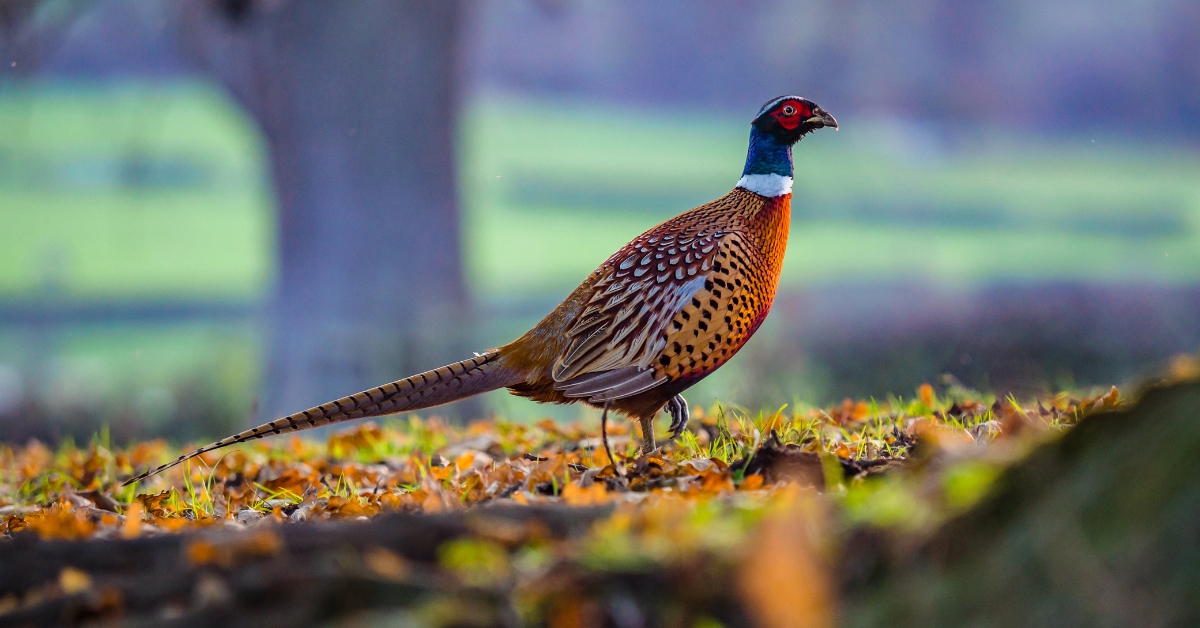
[
  {"xmin": 551, "ymin": 228, "xmax": 728, "ymax": 400},
  {"xmin": 556, "ymin": 367, "xmax": 641, "ymax": 398}
]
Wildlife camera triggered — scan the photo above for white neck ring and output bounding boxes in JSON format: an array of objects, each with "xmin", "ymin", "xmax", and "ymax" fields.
[{"xmin": 736, "ymin": 173, "xmax": 792, "ymax": 197}]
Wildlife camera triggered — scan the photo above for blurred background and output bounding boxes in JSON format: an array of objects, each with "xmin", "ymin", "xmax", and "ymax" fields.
[{"xmin": 1, "ymin": 0, "xmax": 1197, "ymax": 444}]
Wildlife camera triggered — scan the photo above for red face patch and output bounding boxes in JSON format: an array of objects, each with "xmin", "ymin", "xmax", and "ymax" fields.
[{"xmin": 771, "ymin": 99, "xmax": 811, "ymax": 130}]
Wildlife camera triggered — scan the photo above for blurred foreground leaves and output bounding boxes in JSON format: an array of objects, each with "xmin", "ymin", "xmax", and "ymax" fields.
[{"xmin": 0, "ymin": 367, "xmax": 1196, "ymax": 626}]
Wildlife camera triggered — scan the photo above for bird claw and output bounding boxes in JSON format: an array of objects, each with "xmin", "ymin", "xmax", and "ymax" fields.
[{"xmin": 666, "ymin": 395, "xmax": 689, "ymax": 439}]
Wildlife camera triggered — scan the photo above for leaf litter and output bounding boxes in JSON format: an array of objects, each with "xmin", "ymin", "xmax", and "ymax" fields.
[{"xmin": 0, "ymin": 380, "xmax": 1143, "ymax": 624}]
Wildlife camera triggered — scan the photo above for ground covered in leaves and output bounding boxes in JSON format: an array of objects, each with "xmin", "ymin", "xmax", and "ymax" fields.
[{"xmin": 0, "ymin": 379, "xmax": 1146, "ymax": 625}]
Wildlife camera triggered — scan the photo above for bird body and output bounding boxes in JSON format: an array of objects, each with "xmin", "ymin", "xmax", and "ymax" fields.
[
  {"xmin": 125, "ymin": 96, "xmax": 837, "ymax": 485},
  {"xmin": 504, "ymin": 186, "xmax": 792, "ymax": 420}
]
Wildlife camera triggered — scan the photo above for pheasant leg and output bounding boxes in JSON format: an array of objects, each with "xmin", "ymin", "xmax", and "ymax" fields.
[
  {"xmin": 638, "ymin": 415, "xmax": 657, "ymax": 453},
  {"xmin": 600, "ymin": 401, "xmax": 624, "ymax": 477}
]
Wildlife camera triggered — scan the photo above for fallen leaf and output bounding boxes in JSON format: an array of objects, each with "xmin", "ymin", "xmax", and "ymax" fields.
[
  {"xmin": 738, "ymin": 488, "xmax": 833, "ymax": 628},
  {"xmin": 741, "ymin": 474, "xmax": 765, "ymax": 490},
  {"xmin": 59, "ymin": 567, "xmax": 92, "ymax": 594},
  {"xmin": 364, "ymin": 547, "xmax": 410, "ymax": 580},
  {"xmin": 562, "ymin": 482, "xmax": 609, "ymax": 505},
  {"xmin": 26, "ymin": 506, "xmax": 95, "ymax": 540},
  {"xmin": 186, "ymin": 530, "xmax": 282, "ymax": 567},
  {"xmin": 122, "ymin": 502, "xmax": 143, "ymax": 539},
  {"xmin": 918, "ymin": 383, "xmax": 935, "ymax": 408},
  {"xmin": 136, "ymin": 490, "xmax": 173, "ymax": 518}
]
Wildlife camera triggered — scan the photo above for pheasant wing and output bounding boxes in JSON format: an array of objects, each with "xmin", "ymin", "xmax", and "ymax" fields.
[{"xmin": 551, "ymin": 226, "xmax": 737, "ymax": 402}]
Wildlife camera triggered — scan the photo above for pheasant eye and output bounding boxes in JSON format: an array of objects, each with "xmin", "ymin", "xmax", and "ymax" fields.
[{"xmin": 782, "ymin": 105, "xmax": 796, "ymax": 116}]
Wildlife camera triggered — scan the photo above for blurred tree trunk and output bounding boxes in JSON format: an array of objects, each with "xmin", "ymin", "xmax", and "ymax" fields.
[{"xmin": 177, "ymin": 0, "xmax": 476, "ymax": 421}]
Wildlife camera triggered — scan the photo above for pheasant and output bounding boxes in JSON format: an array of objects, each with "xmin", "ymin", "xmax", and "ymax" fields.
[{"xmin": 125, "ymin": 95, "xmax": 837, "ymax": 485}]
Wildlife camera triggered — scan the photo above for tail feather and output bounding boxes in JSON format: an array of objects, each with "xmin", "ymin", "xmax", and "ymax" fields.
[{"xmin": 123, "ymin": 349, "xmax": 517, "ymax": 486}]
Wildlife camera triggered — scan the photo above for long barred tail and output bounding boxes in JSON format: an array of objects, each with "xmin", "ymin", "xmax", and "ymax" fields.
[{"xmin": 123, "ymin": 349, "xmax": 518, "ymax": 486}]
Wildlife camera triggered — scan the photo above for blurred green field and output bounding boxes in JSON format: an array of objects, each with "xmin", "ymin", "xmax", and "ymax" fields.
[
  {"xmin": 0, "ymin": 82, "xmax": 272, "ymax": 300},
  {"xmin": 1, "ymin": 81, "xmax": 1198, "ymax": 433},
  {"xmin": 461, "ymin": 96, "xmax": 1200, "ymax": 294},
  {"xmin": 2, "ymin": 82, "xmax": 1197, "ymax": 302}
]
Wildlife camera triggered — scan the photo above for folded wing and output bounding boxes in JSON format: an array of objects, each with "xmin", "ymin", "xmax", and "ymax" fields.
[{"xmin": 551, "ymin": 227, "xmax": 732, "ymax": 403}]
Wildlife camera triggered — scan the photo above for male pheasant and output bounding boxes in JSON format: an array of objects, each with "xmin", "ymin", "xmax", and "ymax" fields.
[{"xmin": 125, "ymin": 95, "xmax": 837, "ymax": 485}]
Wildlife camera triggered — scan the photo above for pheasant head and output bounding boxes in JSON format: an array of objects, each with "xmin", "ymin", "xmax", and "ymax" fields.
[{"xmin": 739, "ymin": 95, "xmax": 837, "ymax": 197}]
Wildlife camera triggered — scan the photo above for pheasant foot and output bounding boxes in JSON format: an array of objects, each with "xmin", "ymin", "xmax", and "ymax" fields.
[{"xmin": 666, "ymin": 395, "xmax": 690, "ymax": 439}]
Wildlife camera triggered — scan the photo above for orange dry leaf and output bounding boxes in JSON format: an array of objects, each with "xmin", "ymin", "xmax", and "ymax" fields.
[
  {"xmin": 25, "ymin": 506, "xmax": 96, "ymax": 540},
  {"xmin": 536, "ymin": 419, "xmax": 561, "ymax": 436},
  {"xmin": 2, "ymin": 515, "xmax": 27, "ymax": 534},
  {"xmin": 561, "ymin": 482, "xmax": 609, "ymax": 506},
  {"xmin": 65, "ymin": 447, "xmax": 108, "ymax": 490},
  {"xmin": 830, "ymin": 399, "xmax": 871, "ymax": 424},
  {"xmin": 457, "ymin": 473, "xmax": 488, "ymax": 504},
  {"xmin": 326, "ymin": 422, "xmax": 384, "ymax": 458},
  {"xmin": 186, "ymin": 530, "xmax": 283, "ymax": 567},
  {"xmin": 216, "ymin": 450, "xmax": 249, "ymax": 474},
  {"xmin": 136, "ymin": 490, "xmax": 174, "ymax": 518},
  {"xmin": 186, "ymin": 539, "xmax": 218, "ymax": 565},
  {"xmin": 261, "ymin": 467, "xmax": 316, "ymax": 499},
  {"xmin": 363, "ymin": 547, "xmax": 411, "ymax": 580},
  {"xmin": 152, "ymin": 517, "xmax": 192, "ymax": 532},
  {"xmin": 424, "ymin": 464, "xmax": 451, "ymax": 482},
  {"xmin": 59, "ymin": 567, "xmax": 92, "ymax": 594},
  {"xmin": 911, "ymin": 417, "xmax": 975, "ymax": 450},
  {"xmin": 240, "ymin": 529, "xmax": 284, "ymax": 556},
  {"xmin": 15, "ymin": 440, "xmax": 52, "ymax": 480},
  {"xmin": 325, "ymin": 496, "xmax": 379, "ymax": 518},
  {"xmin": 699, "ymin": 470, "xmax": 734, "ymax": 494},
  {"xmin": 122, "ymin": 502, "xmax": 143, "ymax": 539},
  {"xmin": 738, "ymin": 488, "xmax": 833, "ymax": 628},
  {"xmin": 128, "ymin": 440, "xmax": 168, "ymax": 469},
  {"xmin": 1101, "ymin": 385, "xmax": 1120, "ymax": 407},
  {"xmin": 547, "ymin": 596, "xmax": 592, "ymax": 628},
  {"xmin": 918, "ymin": 383, "xmax": 935, "ymax": 408},
  {"xmin": 741, "ymin": 474, "xmax": 765, "ymax": 490}
]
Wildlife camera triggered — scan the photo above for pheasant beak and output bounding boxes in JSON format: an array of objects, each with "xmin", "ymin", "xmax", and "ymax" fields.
[{"xmin": 807, "ymin": 112, "xmax": 838, "ymax": 130}]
